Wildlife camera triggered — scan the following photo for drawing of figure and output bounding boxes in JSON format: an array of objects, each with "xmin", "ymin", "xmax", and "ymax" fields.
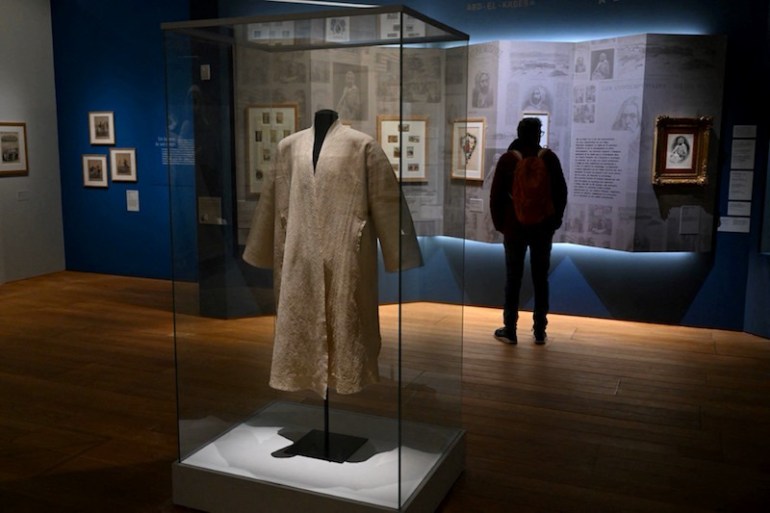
[
  {"xmin": 591, "ymin": 51, "xmax": 612, "ymax": 80},
  {"xmin": 613, "ymin": 96, "xmax": 642, "ymax": 169},
  {"xmin": 668, "ymin": 136, "xmax": 691, "ymax": 166},
  {"xmin": 612, "ymin": 97, "xmax": 641, "ymax": 132},
  {"xmin": 575, "ymin": 56, "xmax": 586, "ymax": 73},
  {"xmin": 472, "ymin": 71, "xmax": 494, "ymax": 108},
  {"xmin": 336, "ymin": 70, "xmax": 361, "ymax": 120},
  {"xmin": 522, "ymin": 85, "xmax": 550, "ymax": 113}
]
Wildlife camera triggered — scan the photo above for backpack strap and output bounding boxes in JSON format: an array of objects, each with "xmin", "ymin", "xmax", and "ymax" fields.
[{"xmin": 511, "ymin": 148, "xmax": 548, "ymax": 159}]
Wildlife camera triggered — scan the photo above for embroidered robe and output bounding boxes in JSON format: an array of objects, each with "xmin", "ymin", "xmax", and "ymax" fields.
[{"xmin": 243, "ymin": 121, "xmax": 422, "ymax": 396}]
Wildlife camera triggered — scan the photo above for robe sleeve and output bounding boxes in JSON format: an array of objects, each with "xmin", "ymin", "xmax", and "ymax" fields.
[
  {"xmin": 243, "ymin": 159, "xmax": 276, "ymax": 269},
  {"xmin": 366, "ymin": 140, "xmax": 423, "ymax": 272}
]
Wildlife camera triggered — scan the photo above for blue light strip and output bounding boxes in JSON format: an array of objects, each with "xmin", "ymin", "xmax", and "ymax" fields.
[{"xmin": 266, "ymin": 0, "xmax": 377, "ymax": 8}]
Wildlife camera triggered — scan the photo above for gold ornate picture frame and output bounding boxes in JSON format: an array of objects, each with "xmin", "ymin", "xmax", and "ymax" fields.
[{"xmin": 652, "ymin": 116, "xmax": 712, "ymax": 186}]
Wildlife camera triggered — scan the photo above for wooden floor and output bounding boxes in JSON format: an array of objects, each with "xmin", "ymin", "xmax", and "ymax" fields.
[{"xmin": 1, "ymin": 271, "xmax": 770, "ymax": 512}]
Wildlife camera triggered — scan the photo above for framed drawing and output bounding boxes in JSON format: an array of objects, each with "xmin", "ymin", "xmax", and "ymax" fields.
[
  {"xmin": 377, "ymin": 115, "xmax": 428, "ymax": 182},
  {"xmin": 522, "ymin": 112, "xmax": 549, "ymax": 148},
  {"xmin": 82, "ymin": 154, "xmax": 108, "ymax": 187},
  {"xmin": 325, "ymin": 16, "xmax": 350, "ymax": 43},
  {"xmin": 652, "ymin": 116, "xmax": 712, "ymax": 185},
  {"xmin": 89, "ymin": 111, "xmax": 115, "ymax": 145},
  {"xmin": 246, "ymin": 104, "xmax": 298, "ymax": 195},
  {"xmin": 451, "ymin": 118, "xmax": 485, "ymax": 181},
  {"xmin": 110, "ymin": 148, "xmax": 137, "ymax": 182},
  {"xmin": 0, "ymin": 122, "xmax": 28, "ymax": 176}
]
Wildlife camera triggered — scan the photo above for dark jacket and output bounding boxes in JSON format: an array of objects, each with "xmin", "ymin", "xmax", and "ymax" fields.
[{"xmin": 489, "ymin": 139, "xmax": 568, "ymax": 237}]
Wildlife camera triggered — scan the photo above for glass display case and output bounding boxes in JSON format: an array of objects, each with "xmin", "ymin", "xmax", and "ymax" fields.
[{"xmin": 163, "ymin": 6, "xmax": 469, "ymax": 512}]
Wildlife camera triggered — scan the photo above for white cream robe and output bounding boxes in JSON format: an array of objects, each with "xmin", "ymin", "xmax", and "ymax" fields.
[{"xmin": 243, "ymin": 121, "xmax": 422, "ymax": 396}]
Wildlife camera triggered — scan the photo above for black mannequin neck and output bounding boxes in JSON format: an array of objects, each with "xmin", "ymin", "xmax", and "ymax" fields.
[{"xmin": 313, "ymin": 109, "xmax": 339, "ymax": 168}]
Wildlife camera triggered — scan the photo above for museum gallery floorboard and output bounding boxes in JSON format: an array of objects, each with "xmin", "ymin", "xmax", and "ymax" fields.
[{"xmin": 1, "ymin": 271, "xmax": 769, "ymax": 512}]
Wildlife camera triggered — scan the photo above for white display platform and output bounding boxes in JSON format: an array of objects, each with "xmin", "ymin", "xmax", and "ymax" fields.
[{"xmin": 173, "ymin": 401, "xmax": 465, "ymax": 513}]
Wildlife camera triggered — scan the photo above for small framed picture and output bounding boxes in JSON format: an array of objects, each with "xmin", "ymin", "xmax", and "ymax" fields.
[
  {"xmin": 377, "ymin": 115, "xmax": 428, "ymax": 182},
  {"xmin": 652, "ymin": 116, "xmax": 712, "ymax": 186},
  {"xmin": 110, "ymin": 148, "xmax": 137, "ymax": 182},
  {"xmin": 246, "ymin": 103, "xmax": 298, "ymax": 195},
  {"xmin": 451, "ymin": 118, "xmax": 486, "ymax": 181},
  {"xmin": 82, "ymin": 154, "xmax": 108, "ymax": 187},
  {"xmin": 88, "ymin": 111, "xmax": 115, "ymax": 145},
  {"xmin": 0, "ymin": 122, "xmax": 29, "ymax": 176}
]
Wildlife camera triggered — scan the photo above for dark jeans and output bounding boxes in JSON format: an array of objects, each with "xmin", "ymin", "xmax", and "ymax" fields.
[{"xmin": 503, "ymin": 228, "xmax": 553, "ymax": 331}]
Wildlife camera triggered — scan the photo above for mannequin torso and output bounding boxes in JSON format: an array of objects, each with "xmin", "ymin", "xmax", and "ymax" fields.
[{"xmin": 313, "ymin": 109, "xmax": 339, "ymax": 168}]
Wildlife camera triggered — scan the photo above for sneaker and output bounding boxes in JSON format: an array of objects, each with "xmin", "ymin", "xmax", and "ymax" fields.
[
  {"xmin": 494, "ymin": 326, "xmax": 517, "ymax": 344},
  {"xmin": 534, "ymin": 329, "xmax": 546, "ymax": 345}
]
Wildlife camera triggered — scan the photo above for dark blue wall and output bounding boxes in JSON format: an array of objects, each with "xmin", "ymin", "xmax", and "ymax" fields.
[
  {"xmin": 51, "ymin": 0, "xmax": 189, "ymax": 279},
  {"xmin": 742, "ymin": 4, "xmax": 770, "ymax": 338},
  {"xmin": 50, "ymin": 0, "xmax": 770, "ymax": 337}
]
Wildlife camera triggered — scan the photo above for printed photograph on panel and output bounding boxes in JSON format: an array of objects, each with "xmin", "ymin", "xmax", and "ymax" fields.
[
  {"xmin": 469, "ymin": 43, "xmax": 501, "ymax": 113},
  {"xmin": 334, "ymin": 63, "xmax": 368, "ymax": 121},
  {"xmin": 311, "ymin": 60, "xmax": 330, "ymax": 83},
  {"xmin": 590, "ymin": 49, "xmax": 614, "ymax": 80},
  {"xmin": 521, "ymin": 85, "xmax": 551, "ymax": 113},
  {"xmin": 273, "ymin": 54, "xmax": 307, "ymax": 84},
  {"xmin": 616, "ymin": 41, "xmax": 646, "ymax": 78},
  {"xmin": 611, "ymin": 96, "xmax": 641, "ymax": 132},
  {"xmin": 403, "ymin": 53, "xmax": 442, "ymax": 103},
  {"xmin": 376, "ymin": 51, "xmax": 400, "ymax": 103},
  {"xmin": 574, "ymin": 54, "xmax": 588, "ymax": 75},
  {"xmin": 472, "ymin": 71, "xmax": 494, "ymax": 108}
]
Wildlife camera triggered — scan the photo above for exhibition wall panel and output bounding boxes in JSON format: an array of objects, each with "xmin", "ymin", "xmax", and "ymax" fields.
[
  {"xmin": 0, "ymin": 0, "xmax": 65, "ymax": 284},
  {"xmin": 220, "ymin": 0, "xmax": 769, "ymax": 335},
  {"xmin": 41, "ymin": 0, "xmax": 768, "ymax": 335}
]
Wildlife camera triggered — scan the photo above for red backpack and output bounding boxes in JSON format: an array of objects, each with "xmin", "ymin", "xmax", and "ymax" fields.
[{"xmin": 511, "ymin": 148, "xmax": 554, "ymax": 225}]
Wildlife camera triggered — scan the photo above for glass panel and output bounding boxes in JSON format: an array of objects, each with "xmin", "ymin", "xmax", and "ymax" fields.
[
  {"xmin": 164, "ymin": 7, "xmax": 468, "ymax": 511},
  {"xmin": 397, "ymin": 36, "xmax": 468, "ymax": 508}
]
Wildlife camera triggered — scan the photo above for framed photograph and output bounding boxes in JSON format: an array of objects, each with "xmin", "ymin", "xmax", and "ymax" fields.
[
  {"xmin": 377, "ymin": 115, "xmax": 428, "ymax": 182},
  {"xmin": 451, "ymin": 118, "xmax": 486, "ymax": 181},
  {"xmin": 89, "ymin": 111, "xmax": 115, "ymax": 145},
  {"xmin": 522, "ymin": 112, "xmax": 550, "ymax": 148},
  {"xmin": 110, "ymin": 148, "xmax": 137, "ymax": 182},
  {"xmin": 82, "ymin": 154, "xmax": 108, "ymax": 187},
  {"xmin": 0, "ymin": 122, "xmax": 28, "ymax": 176},
  {"xmin": 246, "ymin": 104, "xmax": 298, "ymax": 195},
  {"xmin": 652, "ymin": 116, "xmax": 712, "ymax": 186}
]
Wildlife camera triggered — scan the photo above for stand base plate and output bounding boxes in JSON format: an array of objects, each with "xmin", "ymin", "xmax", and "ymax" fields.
[{"xmin": 274, "ymin": 429, "xmax": 367, "ymax": 463}]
